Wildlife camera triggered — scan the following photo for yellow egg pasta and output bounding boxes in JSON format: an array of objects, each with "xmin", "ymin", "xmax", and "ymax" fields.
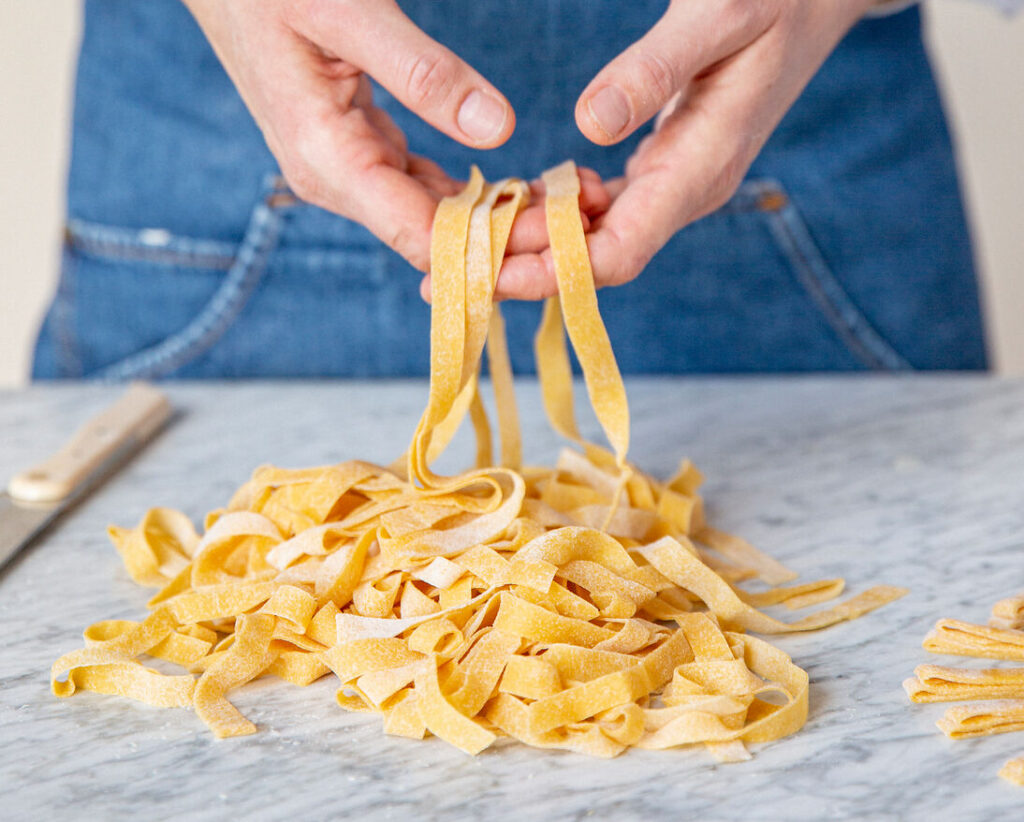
[
  {"xmin": 52, "ymin": 161, "xmax": 906, "ymax": 763},
  {"xmin": 904, "ymin": 664, "xmax": 1024, "ymax": 703},
  {"xmin": 907, "ymin": 598, "xmax": 1024, "ymax": 786},
  {"xmin": 1000, "ymin": 756, "xmax": 1024, "ymax": 786},
  {"xmin": 990, "ymin": 595, "xmax": 1024, "ymax": 632}
]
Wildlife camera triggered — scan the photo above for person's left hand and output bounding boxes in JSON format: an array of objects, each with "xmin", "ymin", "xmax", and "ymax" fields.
[{"xmin": 493, "ymin": 0, "xmax": 875, "ymax": 300}]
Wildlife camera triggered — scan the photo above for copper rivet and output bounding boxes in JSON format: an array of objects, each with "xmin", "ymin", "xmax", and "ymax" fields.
[
  {"xmin": 266, "ymin": 192, "xmax": 298, "ymax": 208},
  {"xmin": 757, "ymin": 191, "xmax": 788, "ymax": 212}
]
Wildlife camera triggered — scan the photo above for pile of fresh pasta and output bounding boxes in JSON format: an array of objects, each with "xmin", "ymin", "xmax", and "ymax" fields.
[
  {"xmin": 905, "ymin": 594, "xmax": 1024, "ymax": 785},
  {"xmin": 52, "ymin": 161, "xmax": 906, "ymax": 760}
]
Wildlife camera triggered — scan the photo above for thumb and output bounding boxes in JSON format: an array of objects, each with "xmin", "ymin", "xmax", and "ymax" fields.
[
  {"xmin": 575, "ymin": 3, "xmax": 768, "ymax": 145},
  {"xmin": 307, "ymin": 1, "xmax": 514, "ymax": 148}
]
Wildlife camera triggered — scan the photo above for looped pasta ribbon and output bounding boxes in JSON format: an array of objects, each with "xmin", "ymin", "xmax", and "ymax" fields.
[{"xmin": 52, "ymin": 161, "xmax": 905, "ymax": 760}]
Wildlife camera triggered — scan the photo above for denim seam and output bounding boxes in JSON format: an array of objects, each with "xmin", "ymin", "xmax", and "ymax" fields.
[
  {"xmin": 757, "ymin": 183, "xmax": 911, "ymax": 371},
  {"xmin": 719, "ymin": 180, "xmax": 781, "ymax": 215},
  {"xmin": 53, "ymin": 244, "xmax": 83, "ymax": 378},
  {"xmin": 66, "ymin": 220, "xmax": 236, "ymax": 269},
  {"xmin": 94, "ymin": 177, "xmax": 290, "ymax": 381}
]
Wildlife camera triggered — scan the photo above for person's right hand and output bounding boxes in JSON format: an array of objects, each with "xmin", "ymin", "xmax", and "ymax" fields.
[{"xmin": 183, "ymin": 0, "xmax": 518, "ymax": 272}]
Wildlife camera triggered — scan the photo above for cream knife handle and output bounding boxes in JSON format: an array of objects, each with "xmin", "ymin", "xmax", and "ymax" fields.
[{"xmin": 6, "ymin": 383, "xmax": 172, "ymax": 504}]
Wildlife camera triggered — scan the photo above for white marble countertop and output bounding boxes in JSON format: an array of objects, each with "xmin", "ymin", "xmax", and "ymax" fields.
[{"xmin": 2, "ymin": 377, "xmax": 1024, "ymax": 821}]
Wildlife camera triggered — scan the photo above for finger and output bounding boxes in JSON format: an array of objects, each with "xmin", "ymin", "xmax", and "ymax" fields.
[
  {"xmin": 529, "ymin": 168, "xmax": 611, "ymax": 216},
  {"xmin": 421, "ymin": 168, "xmax": 603, "ymax": 298},
  {"xmin": 585, "ymin": 32, "xmax": 813, "ymax": 288},
  {"xmin": 354, "ymin": 77, "xmax": 410, "ymax": 157},
  {"xmin": 603, "ymin": 176, "xmax": 627, "ymax": 199},
  {"xmin": 490, "ymin": 222, "xmax": 634, "ymax": 301},
  {"xmin": 654, "ymin": 90, "xmax": 685, "ymax": 132},
  {"xmin": 492, "ymin": 251, "xmax": 557, "ymax": 301},
  {"xmin": 350, "ymin": 165, "xmax": 439, "ymax": 271},
  {"xmin": 505, "ymin": 204, "xmax": 591, "ymax": 256},
  {"xmin": 417, "ymin": 204, "xmax": 593, "ymax": 303},
  {"xmin": 575, "ymin": 167, "xmax": 613, "ymax": 213},
  {"xmin": 364, "ymin": 104, "xmax": 409, "ymax": 157},
  {"xmin": 351, "ymin": 73, "xmax": 374, "ymax": 109},
  {"xmin": 407, "ymin": 154, "xmax": 453, "ymax": 183},
  {"xmin": 420, "ymin": 250, "xmax": 557, "ymax": 303},
  {"xmin": 496, "ymin": 38, "xmax": 783, "ymax": 300},
  {"xmin": 412, "ymin": 176, "xmax": 460, "ymax": 202},
  {"xmin": 275, "ymin": 102, "xmax": 441, "ymax": 272},
  {"xmin": 575, "ymin": 1, "xmax": 772, "ymax": 144},
  {"xmin": 299, "ymin": 0, "xmax": 514, "ymax": 148},
  {"xmin": 408, "ymin": 154, "xmax": 461, "ymax": 197},
  {"xmin": 505, "ymin": 206, "xmax": 550, "ymax": 256},
  {"xmin": 227, "ymin": 14, "xmax": 438, "ymax": 270}
]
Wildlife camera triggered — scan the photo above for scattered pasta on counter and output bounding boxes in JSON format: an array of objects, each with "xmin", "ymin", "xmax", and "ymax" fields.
[
  {"xmin": 52, "ymin": 161, "xmax": 906, "ymax": 760},
  {"xmin": 905, "ymin": 593, "xmax": 1024, "ymax": 785}
]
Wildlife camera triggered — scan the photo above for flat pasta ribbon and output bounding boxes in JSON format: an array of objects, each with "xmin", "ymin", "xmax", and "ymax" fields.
[
  {"xmin": 52, "ymin": 162, "xmax": 904, "ymax": 763},
  {"xmin": 906, "ymin": 593, "xmax": 1024, "ymax": 786}
]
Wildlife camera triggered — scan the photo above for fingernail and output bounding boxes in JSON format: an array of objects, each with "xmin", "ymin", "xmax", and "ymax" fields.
[
  {"xmin": 457, "ymin": 90, "xmax": 507, "ymax": 143},
  {"xmin": 588, "ymin": 86, "xmax": 630, "ymax": 139}
]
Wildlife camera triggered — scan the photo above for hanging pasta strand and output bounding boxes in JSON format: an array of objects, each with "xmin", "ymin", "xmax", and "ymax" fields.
[{"xmin": 51, "ymin": 162, "xmax": 906, "ymax": 761}]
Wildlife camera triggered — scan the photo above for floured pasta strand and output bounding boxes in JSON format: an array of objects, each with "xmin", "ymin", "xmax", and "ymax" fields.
[
  {"xmin": 907, "ymin": 595, "xmax": 1024, "ymax": 786},
  {"xmin": 903, "ymin": 664, "xmax": 1024, "ymax": 703},
  {"xmin": 540, "ymin": 161, "xmax": 628, "ymax": 468},
  {"xmin": 923, "ymin": 619, "xmax": 1024, "ymax": 661},
  {"xmin": 935, "ymin": 700, "xmax": 1024, "ymax": 739},
  {"xmin": 990, "ymin": 595, "xmax": 1024, "ymax": 631},
  {"xmin": 52, "ymin": 162, "xmax": 905, "ymax": 763},
  {"xmin": 1000, "ymin": 756, "xmax": 1024, "ymax": 786}
]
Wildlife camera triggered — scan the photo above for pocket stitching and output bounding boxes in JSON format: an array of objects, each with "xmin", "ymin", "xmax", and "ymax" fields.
[
  {"xmin": 94, "ymin": 176, "xmax": 292, "ymax": 380},
  {"xmin": 742, "ymin": 179, "xmax": 911, "ymax": 371},
  {"xmin": 65, "ymin": 221, "xmax": 236, "ymax": 270}
]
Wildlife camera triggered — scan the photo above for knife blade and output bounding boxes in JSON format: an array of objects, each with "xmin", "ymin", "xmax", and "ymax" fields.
[{"xmin": 0, "ymin": 382, "xmax": 173, "ymax": 572}]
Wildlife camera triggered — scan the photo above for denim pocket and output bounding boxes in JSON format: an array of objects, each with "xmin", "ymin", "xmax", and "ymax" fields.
[
  {"xmin": 727, "ymin": 179, "xmax": 910, "ymax": 371},
  {"xmin": 590, "ymin": 177, "xmax": 913, "ymax": 374},
  {"xmin": 41, "ymin": 175, "xmax": 295, "ymax": 380}
]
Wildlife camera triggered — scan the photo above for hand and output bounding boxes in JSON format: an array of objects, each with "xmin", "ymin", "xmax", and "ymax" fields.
[
  {"xmin": 184, "ymin": 0, "xmax": 522, "ymax": 271},
  {"xmin": 494, "ymin": 0, "xmax": 875, "ymax": 300},
  {"xmin": 417, "ymin": 168, "xmax": 613, "ymax": 302}
]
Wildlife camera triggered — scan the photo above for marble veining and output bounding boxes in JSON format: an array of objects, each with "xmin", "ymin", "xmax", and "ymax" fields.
[{"xmin": 2, "ymin": 377, "xmax": 1023, "ymax": 821}]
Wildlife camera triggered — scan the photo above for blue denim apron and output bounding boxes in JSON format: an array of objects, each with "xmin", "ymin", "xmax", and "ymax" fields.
[{"xmin": 32, "ymin": 1, "xmax": 988, "ymax": 379}]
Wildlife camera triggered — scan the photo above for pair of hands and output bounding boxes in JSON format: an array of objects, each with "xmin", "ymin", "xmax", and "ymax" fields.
[{"xmin": 184, "ymin": 0, "xmax": 876, "ymax": 301}]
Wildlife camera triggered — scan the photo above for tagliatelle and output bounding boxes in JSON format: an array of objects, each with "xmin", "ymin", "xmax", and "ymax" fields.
[
  {"xmin": 904, "ymin": 665, "xmax": 1024, "ymax": 703},
  {"xmin": 990, "ymin": 596, "xmax": 1024, "ymax": 631},
  {"xmin": 906, "ymin": 592, "xmax": 1024, "ymax": 786},
  {"xmin": 52, "ymin": 161, "xmax": 906, "ymax": 761},
  {"xmin": 1000, "ymin": 756, "xmax": 1024, "ymax": 786}
]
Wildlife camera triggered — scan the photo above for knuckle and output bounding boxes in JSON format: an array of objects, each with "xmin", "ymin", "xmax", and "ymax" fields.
[
  {"xmin": 705, "ymin": 154, "xmax": 747, "ymax": 215},
  {"xmin": 599, "ymin": 228, "xmax": 646, "ymax": 287},
  {"xmin": 279, "ymin": 127, "xmax": 330, "ymax": 202},
  {"xmin": 619, "ymin": 251, "xmax": 649, "ymax": 285},
  {"xmin": 281, "ymin": 162, "xmax": 321, "ymax": 205},
  {"xmin": 280, "ymin": 0, "xmax": 312, "ymax": 28},
  {"xmin": 404, "ymin": 50, "xmax": 459, "ymax": 110},
  {"xmin": 770, "ymin": 0, "xmax": 800, "ymax": 27},
  {"xmin": 631, "ymin": 51, "xmax": 679, "ymax": 106},
  {"xmin": 718, "ymin": 0, "xmax": 768, "ymax": 31},
  {"xmin": 717, "ymin": 0, "xmax": 749, "ymax": 23},
  {"xmin": 382, "ymin": 222, "xmax": 424, "ymax": 267},
  {"xmin": 703, "ymin": 188, "xmax": 733, "ymax": 218},
  {"xmin": 284, "ymin": 0, "xmax": 351, "ymax": 36}
]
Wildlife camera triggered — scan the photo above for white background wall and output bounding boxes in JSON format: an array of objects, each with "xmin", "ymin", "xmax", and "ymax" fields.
[{"xmin": 0, "ymin": 1, "xmax": 1021, "ymax": 385}]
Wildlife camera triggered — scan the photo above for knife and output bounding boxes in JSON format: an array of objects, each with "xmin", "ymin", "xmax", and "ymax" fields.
[{"xmin": 0, "ymin": 382, "xmax": 173, "ymax": 572}]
